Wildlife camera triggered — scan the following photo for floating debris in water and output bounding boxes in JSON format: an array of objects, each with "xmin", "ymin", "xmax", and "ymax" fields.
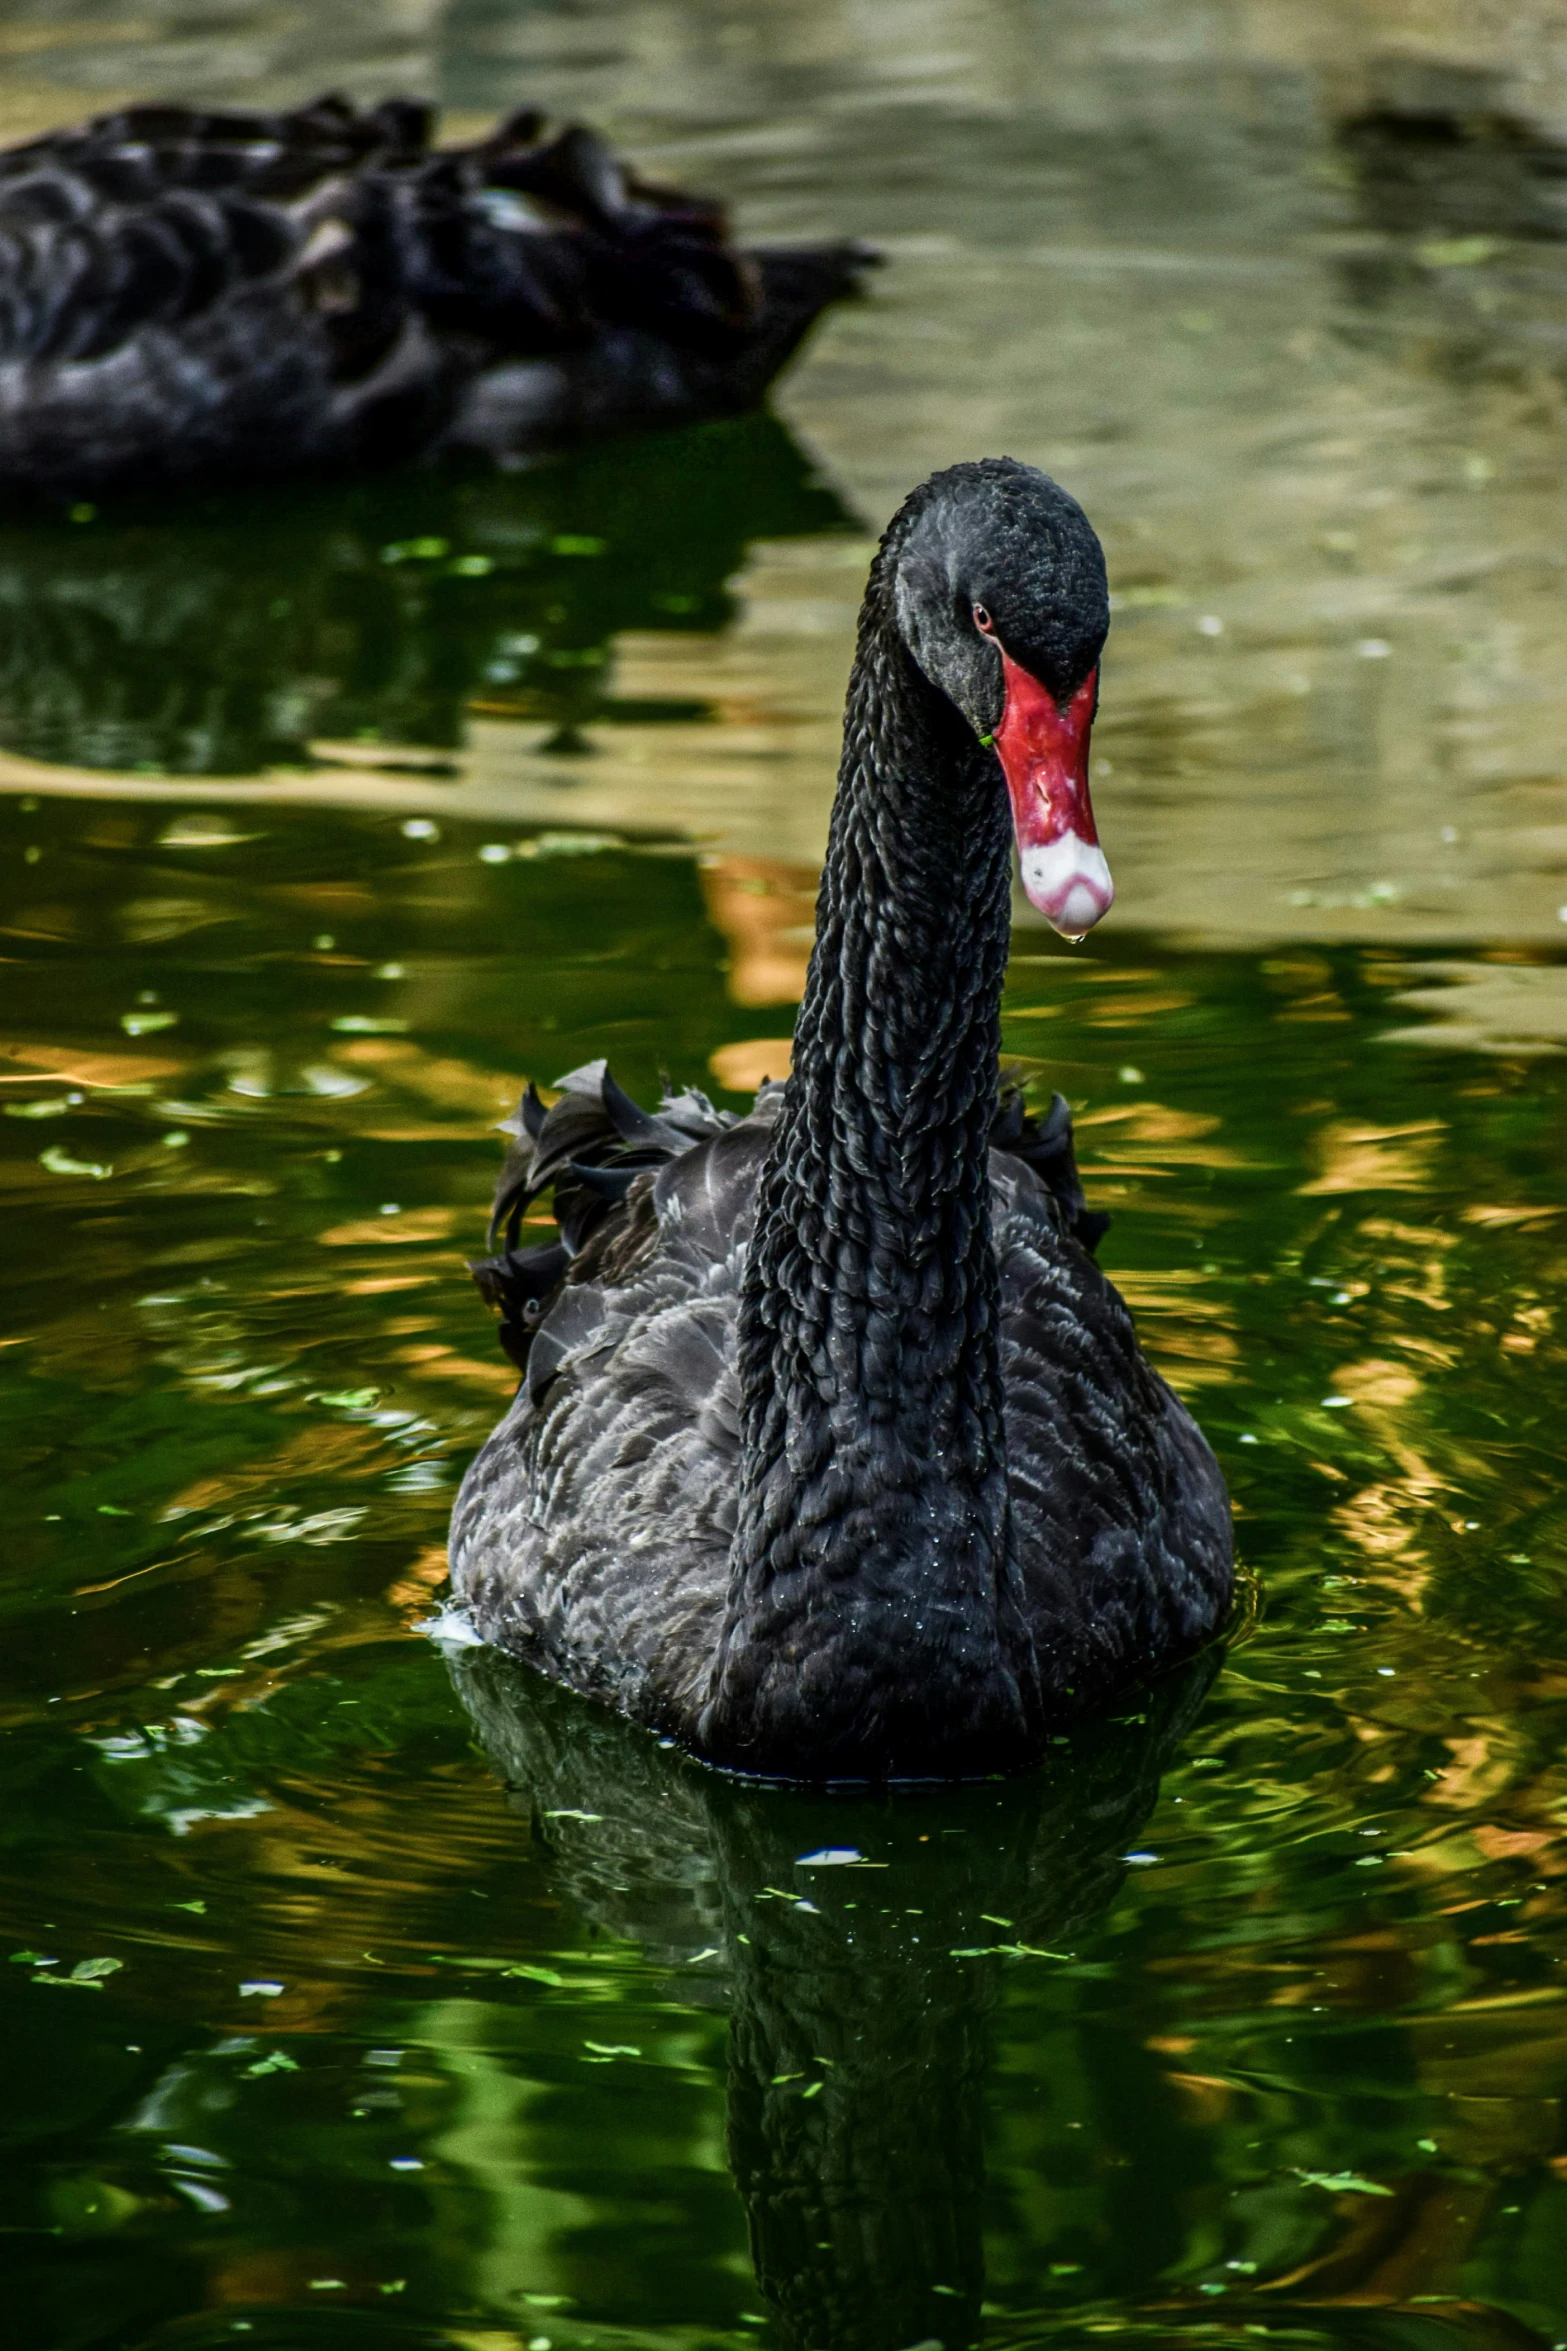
[
  {"xmin": 417, "ymin": 1606, "xmax": 486, "ymax": 1649},
  {"xmin": 1295, "ymin": 2168, "xmax": 1392, "ymax": 2197}
]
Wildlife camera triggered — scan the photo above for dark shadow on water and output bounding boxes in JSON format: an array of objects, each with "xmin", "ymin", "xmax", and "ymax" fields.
[
  {"xmin": 1336, "ymin": 59, "xmax": 1567, "ymax": 247},
  {"xmin": 448, "ymin": 1641, "xmax": 1223, "ymax": 2351},
  {"xmin": 0, "ymin": 411, "xmax": 857, "ymax": 776}
]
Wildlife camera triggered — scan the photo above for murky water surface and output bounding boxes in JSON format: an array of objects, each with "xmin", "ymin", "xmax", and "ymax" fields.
[{"xmin": 3, "ymin": 4, "xmax": 1567, "ymax": 2347}]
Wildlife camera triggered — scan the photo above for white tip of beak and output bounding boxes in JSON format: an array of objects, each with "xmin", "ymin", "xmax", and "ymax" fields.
[{"xmin": 1019, "ymin": 835, "xmax": 1115, "ymax": 938}]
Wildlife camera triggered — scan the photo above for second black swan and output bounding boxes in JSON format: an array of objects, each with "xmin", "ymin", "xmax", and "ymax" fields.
[
  {"xmin": 451, "ymin": 458, "xmax": 1234, "ymax": 1780},
  {"xmin": 0, "ymin": 94, "xmax": 871, "ymax": 494}
]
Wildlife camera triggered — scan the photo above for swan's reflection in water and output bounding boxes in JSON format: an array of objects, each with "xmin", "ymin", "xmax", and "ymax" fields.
[
  {"xmin": 449, "ymin": 1642, "xmax": 1221, "ymax": 2351},
  {"xmin": 0, "ymin": 410, "xmax": 854, "ymax": 776}
]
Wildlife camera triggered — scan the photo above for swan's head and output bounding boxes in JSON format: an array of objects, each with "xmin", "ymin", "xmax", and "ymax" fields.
[{"xmin": 889, "ymin": 457, "xmax": 1112, "ymax": 938}]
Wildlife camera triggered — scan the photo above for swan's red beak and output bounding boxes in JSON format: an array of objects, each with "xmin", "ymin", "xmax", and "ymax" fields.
[{"xmin": 993, "ymin": 653, "xmax": 1112, "ymax": 939}]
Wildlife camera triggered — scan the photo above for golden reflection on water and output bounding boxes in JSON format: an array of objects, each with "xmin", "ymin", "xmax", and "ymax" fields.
[{"xmin": 8, "ymin": 5, "xmax": 1567, "ymax": 965}]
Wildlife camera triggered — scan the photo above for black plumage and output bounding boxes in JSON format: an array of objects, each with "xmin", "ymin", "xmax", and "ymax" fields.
[
  {"xmin": 451, "ymin": 459, "xmax": 1235, "ymax": 1782},
  {"xmin": 0, "ymin": 95, "xmax": 874, "ymax": 493}
]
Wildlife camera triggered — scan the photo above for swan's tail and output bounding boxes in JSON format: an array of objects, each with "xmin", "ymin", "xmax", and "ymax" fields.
[
  {"xmin": 469, "ymin": 1060, "xmax": 739, "ymax": 1373},
  {"xmin": 992, "ymin": 1079, "xmax": 1111, "ymax": 1256},
  {"xmin": 703, "ymin": 241, "xmax": 881, "ymax": 408}
]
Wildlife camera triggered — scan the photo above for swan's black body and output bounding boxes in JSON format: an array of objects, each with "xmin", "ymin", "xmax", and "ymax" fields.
[
  {"xmin": 452, "ymin": 460, "xmax": 1234, "ymax": 1780},
  {"xmin": 0, "ymin": 95, "xmax": 871, "ymax": 494}
]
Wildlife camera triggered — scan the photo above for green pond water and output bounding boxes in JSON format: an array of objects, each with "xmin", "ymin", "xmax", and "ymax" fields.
[
  {"xmin": 5, "ymin": 667, "xmax": 1567, "ymax": 2349},
  {"xmin": 4, "ymin": 3, "xmax": 1567, "ymax": 2348}
]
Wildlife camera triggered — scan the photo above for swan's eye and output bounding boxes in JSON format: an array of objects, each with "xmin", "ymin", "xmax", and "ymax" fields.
[{"xmin": 972, "ymin": 603, "xmax": 994, "ymax": 634}]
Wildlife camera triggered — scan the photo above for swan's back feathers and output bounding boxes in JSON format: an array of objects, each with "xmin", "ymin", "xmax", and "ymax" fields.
[
  {"xmin": 0, "ymin": 96, "xmax": 749, "ymax": 368},
  {"xmin": 0, "ymin": 97, "xmax": 420, "ymax": 377},
  {"xmin": 467, "ymin": 1060, "xmax": 1105, "ymax": 1383}
]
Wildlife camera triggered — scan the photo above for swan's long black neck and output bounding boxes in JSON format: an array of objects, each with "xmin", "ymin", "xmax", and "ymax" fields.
[{"xmin": 701, "ymin": 566, "xmax": 1041, "ymax": 1777}]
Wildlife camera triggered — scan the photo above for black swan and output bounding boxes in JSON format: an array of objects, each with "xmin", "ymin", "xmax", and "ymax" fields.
[
  {"xmin": 0, "ymin": 95, "xmax": 872, "ymax": 495},
  {"xmin": 451, "ymin": 458, "xmax": 1234, "ymax": 1781}
]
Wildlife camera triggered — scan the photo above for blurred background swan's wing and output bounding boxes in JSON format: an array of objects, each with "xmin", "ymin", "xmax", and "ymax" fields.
[{"xmin": 0, "ymin": 97, "xmax": 876, "ymax": 491}]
